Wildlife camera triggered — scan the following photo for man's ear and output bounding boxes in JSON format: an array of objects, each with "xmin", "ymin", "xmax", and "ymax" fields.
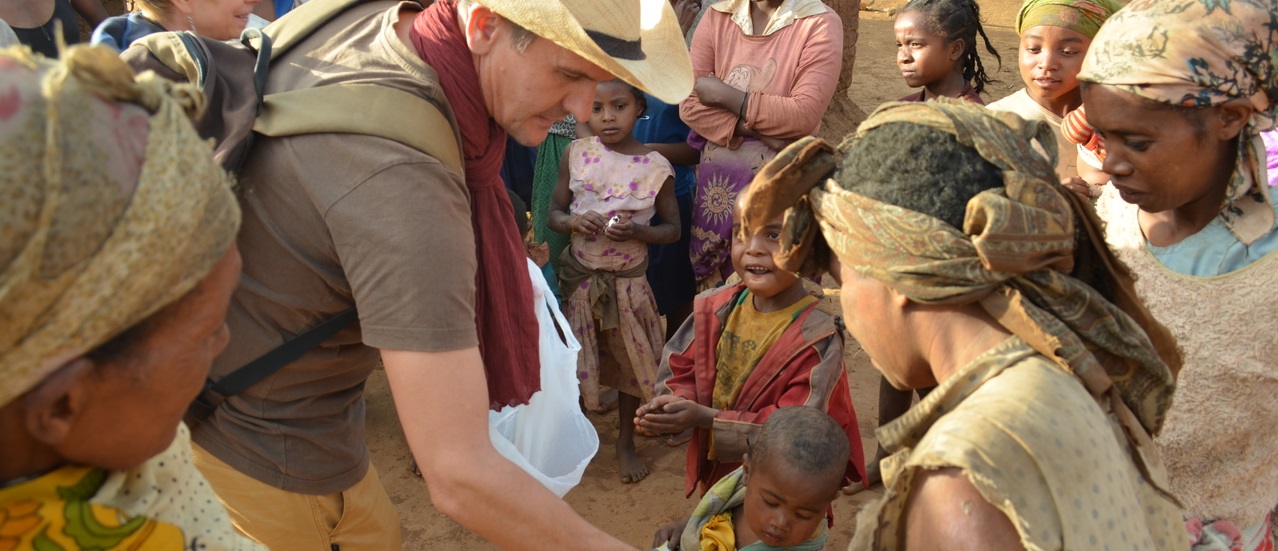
[
  {"xmin": 1214, "ymin": 98, "xmax": 1253, "ymax": 142},
  {"xmin": 22, "ymin": 357, "xmax": 95, "ymax": 449},
  {"xmin": 462, "ymin": 3, "xmax": 503, "ymax": 55}
]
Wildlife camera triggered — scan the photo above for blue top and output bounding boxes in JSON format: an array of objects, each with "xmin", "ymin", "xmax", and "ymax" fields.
[
  {"xmin": 632, "ymin": 92, "xmax": 696, "ymax": 197},
  {"xmin": 1150, "ymin": 185, "xmax": 1278, "ymax": 276},
  {"xmin": 90, "ymin": 13, "xmax": 166, "ymax": 52}
]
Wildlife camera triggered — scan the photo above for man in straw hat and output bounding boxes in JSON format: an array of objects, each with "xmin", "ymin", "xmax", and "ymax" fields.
[
  {"xmin": 185, "ymin": 0, "xmax": 692, "ymax": 549},
  {"xmin": 0, "ymin": 45, "xmax": 261, "ymax": 551}
]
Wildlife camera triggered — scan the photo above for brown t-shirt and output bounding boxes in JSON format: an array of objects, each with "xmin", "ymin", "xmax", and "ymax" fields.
[{"xmin": 192, "ymin": 0, "xmax": 476, "ymax": 494}]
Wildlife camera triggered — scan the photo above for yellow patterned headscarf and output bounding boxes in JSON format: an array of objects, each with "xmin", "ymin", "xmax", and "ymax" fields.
[
  {"xmin": 1079, "ymin": 0, "xmax": 1278, "ymax": 244},
  {"xmin": 0, "ymin": 45, "xmax": 240, "ymax": 407},
  {"xmin": 740, "ymin": 99, "xmax": 1180, "ymax": 438}
]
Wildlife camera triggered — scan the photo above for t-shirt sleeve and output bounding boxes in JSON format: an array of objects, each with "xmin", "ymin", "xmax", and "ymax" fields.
[{"xmin": 324, "ymin": 158, "xmax": 478, "ymax": 352}]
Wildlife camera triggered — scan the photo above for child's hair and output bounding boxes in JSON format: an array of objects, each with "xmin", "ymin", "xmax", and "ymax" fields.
[
  {"xmin": 601, "ymin": 78, "xmax": 648, "ymax": 118},
  {"xmin": 899, "ymin": 0, "xmax": 1001, "ymax": 95},
  {"xmin": 507, "ymin": 188, "xmax": 530, "ymax": 238},
  {"xmin": 751, "ymin": 407, "xmax": 850, "ymax": 483}
]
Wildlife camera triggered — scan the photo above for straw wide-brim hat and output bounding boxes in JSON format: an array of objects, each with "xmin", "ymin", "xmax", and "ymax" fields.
[{"xmin": 478, "ymin": 0, "xmax": 693, "ymax": 104}]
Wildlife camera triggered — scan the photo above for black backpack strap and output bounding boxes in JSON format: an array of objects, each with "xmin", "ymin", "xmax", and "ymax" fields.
[{"xmin": 187, "ymin": 308, "xmax": 358, "ymax": 424}]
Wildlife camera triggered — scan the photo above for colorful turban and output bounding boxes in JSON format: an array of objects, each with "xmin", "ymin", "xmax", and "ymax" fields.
[
  {"xmin": 1079, "ymin": 0, "xmax": 1278, "ymax": 244},
  {"xmin": 1014, "ymin": 0, "xmax": 1122, "ymax": 38},
  {"xmin": 740, "ymin": 99, "xmax": 1181, "ymax": 441},
  {"xmin": 0, "ymin": 45, "xmax": 240, "ymax": 407}
]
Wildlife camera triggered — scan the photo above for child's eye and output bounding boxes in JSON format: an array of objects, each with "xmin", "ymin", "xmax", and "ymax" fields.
[
  {"xmin": 592, "ymin": 105, "xmax": 602, "ymax": 113},
  {"xmin": 1124, "ymin": 139, "xmax": 1151, "ymax": 152},
  {"xmin": 1062, "ymin": 49, "xmax": 1079, "ymax": 56},
  {"xmin": 766, "ymin": 231, "xmax": 781, "ymax": 240},
  {"xmin": 1025, "ymin": 47, "xmax": 1042, "ymax": 54}
]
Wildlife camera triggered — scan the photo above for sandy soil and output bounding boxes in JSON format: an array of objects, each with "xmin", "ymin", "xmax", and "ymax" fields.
[{"xmin": 359, "ymin": 8, "xmax": 1027, "ymax": 551}]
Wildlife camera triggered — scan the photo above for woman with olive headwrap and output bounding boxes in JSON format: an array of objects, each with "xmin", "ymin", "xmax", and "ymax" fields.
[
  {"xmin": 0, "ymin": 45, "xmax": 261, "ymax": 551},
  {"xmin": 738, "ymin": 99, "xmax": 1186, "ymax": 549},
  {"xmin": 1079, "ymin": 0, "xmax": 1278, "ymax": 548}
]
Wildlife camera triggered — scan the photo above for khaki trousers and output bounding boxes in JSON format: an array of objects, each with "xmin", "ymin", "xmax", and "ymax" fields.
[{"xmin": 193, "ymin": 444, "xmax": 402, "ymax": 551}]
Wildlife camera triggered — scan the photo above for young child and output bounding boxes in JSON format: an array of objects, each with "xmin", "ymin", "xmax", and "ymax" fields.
[
  {"xmin": 1083, "ymin": 1, "xmax": 1278, "ymax": 547},
  {"xmin": 549, "ymin": 78, "xmax": 680, "ymax": 485},
  {"xmin": 893, "ymin": 0, "xmax": 1000, "ymax": 104},
  {"xmin": 987, "ymin": 0, "xmax": 1119, "ymax": 182},
  {"xmin": 635, "ymin": 197, "xmax": 865, "ymax": 498},
  {"xmin": 651, "ymin": 407, "xmax": 850, "ymax": 551}
]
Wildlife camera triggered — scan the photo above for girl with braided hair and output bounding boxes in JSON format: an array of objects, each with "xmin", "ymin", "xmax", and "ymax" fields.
[{"xmin": 893, "ymin": 0, "xmax": 1000, "ymax": 104}]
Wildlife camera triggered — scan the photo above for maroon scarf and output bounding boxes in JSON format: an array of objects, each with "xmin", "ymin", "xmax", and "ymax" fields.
[{"xmin": 411, "ymin": 1, "xmax": 539, "ymax": 409}]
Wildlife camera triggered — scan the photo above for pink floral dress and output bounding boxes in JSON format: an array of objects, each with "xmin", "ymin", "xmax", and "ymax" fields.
[{"xmin": 564, "ymin": 137, "xmax": 673, "ymax": 407}]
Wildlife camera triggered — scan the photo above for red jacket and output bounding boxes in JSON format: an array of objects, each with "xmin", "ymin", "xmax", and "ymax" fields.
[{"xmin": 657, "ymin": 283, "xmax": 866, "ymax": 497}]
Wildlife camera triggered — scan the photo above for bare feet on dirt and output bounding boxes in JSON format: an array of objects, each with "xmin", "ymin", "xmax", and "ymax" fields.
[{"xmin": 618, "ymin": 443, "xmax": 650, "ymax": 484}]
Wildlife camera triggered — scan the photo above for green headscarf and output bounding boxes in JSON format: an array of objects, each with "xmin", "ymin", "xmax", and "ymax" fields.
[{"xmin": 1015, "ymin": 0, "xmax": 1123, "ymax": 38}]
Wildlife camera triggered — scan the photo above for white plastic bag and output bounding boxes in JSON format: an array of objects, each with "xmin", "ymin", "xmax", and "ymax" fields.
[{"xmin": 488, "ymin": 259, "xmax": 599, "ymax": 497}]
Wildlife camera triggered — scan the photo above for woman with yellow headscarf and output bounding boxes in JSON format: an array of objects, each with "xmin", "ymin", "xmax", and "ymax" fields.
[
  {"xmin": 739, "ymin": 99, "xmax": 1186, "ymax": 549},
  {"xmin": 987, "ymin": 0, "xmax": 1121, "ymax": 189},
  {"xmin": 0, "ymin": 45, "xmax": 261, "ymax": 551},
  {"xmin": 1080, "ymin": 0, "xmax": 1278, "ymax": 548}
]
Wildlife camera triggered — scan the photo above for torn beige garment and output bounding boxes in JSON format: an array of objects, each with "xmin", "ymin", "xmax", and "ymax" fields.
[{"xmin": 849, "ymin": 336, "xmax": 1186, "ymax": 551}]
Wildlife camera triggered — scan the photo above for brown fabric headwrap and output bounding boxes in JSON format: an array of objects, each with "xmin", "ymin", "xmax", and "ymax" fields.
[
  {"xmin": 740, "ymin": 99, "xmax": 1182, "ymax": 439},
  {"xmin": 0, "ymin": 45, "xmax": 240, "ymax": 407}
]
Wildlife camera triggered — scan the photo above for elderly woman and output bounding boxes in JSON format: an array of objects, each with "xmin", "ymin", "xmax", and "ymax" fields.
[
  {"xmin": 0, "ymin": 45, "xmax": 261, "ymax": 550},
  {"xmin": 739, "ymin": 100, "xmax": 1186, "ymax": 549},
  {"xmin": 1078, "ymin": 0, "xmax": 1278, "ymax": 548}
]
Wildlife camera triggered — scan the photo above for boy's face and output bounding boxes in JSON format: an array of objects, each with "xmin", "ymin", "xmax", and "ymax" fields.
[
  {"xmin": 730, "ymin": 205, "xmax": 799, "ymax": 299},
  {"xmin": 1017, "ymin": 25, "xmax": 1090, "ymax": 108},
  {"xmin": 741, "ymin": 455, "xmax": 837, "ymax": 548}
]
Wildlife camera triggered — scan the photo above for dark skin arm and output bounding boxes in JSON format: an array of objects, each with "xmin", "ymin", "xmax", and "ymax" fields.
[
  {"xmin": 694, "ymin": 76, "xmax": 790, "ymax": 151},
  {"xmin": 634, "ymin": 395, "xmax": 717, "ymax": 435},
  {"xmin": 645, "ymin": 142, "xmax": 700, "ymax": 167},
  {"xmin": 903, "ymin": 468, "xmax": 1025, "ymax": 551},
  {"xmin": 70, "ymin": 0, "xmax": 107, "ymax": 27},
  {"xmin": 653, "ymin": 517, "xmax": 691, "ymax": 550}
]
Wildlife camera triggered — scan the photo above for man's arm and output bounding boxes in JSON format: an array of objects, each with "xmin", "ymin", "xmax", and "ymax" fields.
[
  {"xmin": 382, "ymin": 347, "xmax": 636, "ymax": 551},
  {"xmin": 903, "ymin": 468, "xmax": 1024, "ymax": 551}
]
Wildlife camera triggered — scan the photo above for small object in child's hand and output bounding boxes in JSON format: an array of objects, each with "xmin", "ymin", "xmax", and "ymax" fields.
[{"xmin": 607, "ymin": 215, "xmax": 622, "ymax": 229}]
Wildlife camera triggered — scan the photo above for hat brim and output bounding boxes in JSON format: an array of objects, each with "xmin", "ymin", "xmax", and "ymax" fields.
[{"xmin": 479, "ymin": 0, "xmax": 693, "ymax": 105}]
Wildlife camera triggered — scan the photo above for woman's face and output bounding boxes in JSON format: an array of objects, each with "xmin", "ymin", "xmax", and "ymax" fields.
[
  {"xmin": 1081, "ymin": 84, "xmax": 1238, "ymax": 216},
  {"xmin": 832, "ymin": 258, "xmax": 931, "ymax": 390},
  {"xmin": 189, "ymin": 0, "xmax": 260, "ymax": 41},
  {"xmin": 59, "ymin": 246, "xmax": 241, "ymax": 470}
]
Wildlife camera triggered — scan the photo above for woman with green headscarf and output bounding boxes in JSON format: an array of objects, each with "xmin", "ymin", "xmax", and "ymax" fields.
[
  {"xmin": 987, "ymin": 0, "xmax": 1120, "ymax": 188},
  {"xmin": 0, "ymin": 45, "xmax": 261, "ymax": 551},
  {"xmin": 739, "ymin": 99, "xmax": 1185, "ymax": 549},
  {"xmin": 1079, "ymin": 0, "xmax": 1278, "ymax": 548}
]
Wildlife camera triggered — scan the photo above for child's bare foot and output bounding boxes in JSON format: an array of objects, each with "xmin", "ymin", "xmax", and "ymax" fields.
[
  {"xmin": 618, "ymin": 444, "xmax": 649, "ymax": 484},
  {"xmin": 664, "ymin": 428, "xmax": 692, "ymax": 447}
]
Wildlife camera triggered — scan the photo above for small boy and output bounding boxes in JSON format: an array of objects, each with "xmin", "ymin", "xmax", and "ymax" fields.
[
  {"xmin": 635, "ymin": 198, "xmax": 865, "ymax": 498},
  {"xmin": 651, "ymin": 407, "xmax": 851, "ymax": 551}
]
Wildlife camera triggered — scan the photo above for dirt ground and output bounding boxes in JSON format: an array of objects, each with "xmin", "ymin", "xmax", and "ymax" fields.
[{"xmin": 361, "ymin": 9, "xmax": 1025, "ymax": 550}]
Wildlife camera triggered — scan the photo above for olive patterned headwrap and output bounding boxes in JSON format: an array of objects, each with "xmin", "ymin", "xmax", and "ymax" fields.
[{"xmin": 0, "ymin": 45, "xmax": 240, "ymax": 407}]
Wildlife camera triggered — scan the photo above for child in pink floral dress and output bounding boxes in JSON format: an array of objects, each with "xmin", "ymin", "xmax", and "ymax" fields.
[{"xmin": 549, "ymin": 79, "xmax": 680, "ymax": 485}]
